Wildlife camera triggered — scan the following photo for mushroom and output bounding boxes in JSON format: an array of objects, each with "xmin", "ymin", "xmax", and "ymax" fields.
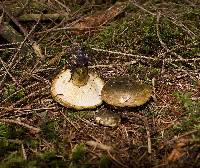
[
  {"xmin": 95, "ymin": 110, "xmax": 121, "ymax": 127},
  {"xmin": 51, "ymin": 48, "xmax": 104, "ymax": 110},
  {"xmin": 101, "ymin": 77, "xmax": 152, "ymax": 107}
]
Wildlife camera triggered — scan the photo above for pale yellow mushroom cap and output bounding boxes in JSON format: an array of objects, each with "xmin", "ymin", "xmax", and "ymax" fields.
[{"xmin": 51, "ymin": 69, "xmax": 104, "ymax": 110}]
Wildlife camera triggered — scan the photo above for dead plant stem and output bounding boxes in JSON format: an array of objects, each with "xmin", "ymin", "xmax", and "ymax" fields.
[
  {"xmin": 0, "ymin": 118, "xmax": 41, "ymax": 133},
  {"xmin": 91, "ymin": 48, "xmax": 200, "ymax": 62}
]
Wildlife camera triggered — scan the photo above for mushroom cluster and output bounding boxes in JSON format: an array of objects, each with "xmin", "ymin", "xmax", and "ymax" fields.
[{"xmin": 51, "ymin": 48, "xmax": 153, "ymax": 123}]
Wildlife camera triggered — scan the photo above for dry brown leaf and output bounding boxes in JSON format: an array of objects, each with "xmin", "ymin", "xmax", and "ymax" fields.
[
  {"xmin": 166, "ymin": 138, "xmax": 189, "ymax": 162},
  {"xmin": 70, "ymin": 2, "xmax": 128, "ymax": 33},
  {"xmin": 167, "ymin": 148, "xmax": 185, "ymax": 162}
]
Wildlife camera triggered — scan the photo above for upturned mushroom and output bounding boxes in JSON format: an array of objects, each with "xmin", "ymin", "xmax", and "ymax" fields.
[
  {"xmin": 51, "ymin": 48, "xmax": 104, "ymax": 110},
  {"xmin": 101, "ymin": 77, "xmax": 152, "ymax": 107}
]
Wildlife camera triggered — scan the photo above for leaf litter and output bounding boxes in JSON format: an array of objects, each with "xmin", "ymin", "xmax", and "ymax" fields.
[{"xmin": 0, "ymin": 0, "xmax": 200, "ymax": 167}]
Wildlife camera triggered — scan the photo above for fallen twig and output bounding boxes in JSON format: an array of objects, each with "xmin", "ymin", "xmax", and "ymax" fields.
[
  {"xmin": 107, "ymin": 150, "xmax": 129, "ymax": 168},
  {"xmin": 1, "ymin": 5, "xmax": 45, "ymax": 64},
  {"xmin": 159, "ymin": 129, "xmax": 199, "ymax": 150},
  {"xmin": 132, "ymin": 2, "xmax": 156, "ymax": 16},
  {"xmin": 11, "ymin": 86, "xmax": 50, "ymax": 107},
  {"xmin": 54, "ymin": 0, "xmax": 71, "ymax": 12},
  {"xmin": 18, "ymin": 13, "xmax": 69, "ymax": 22},
  {"xmin": 88, "ymin": 60, "xmax": 137, "ymax": 68},
  {"xmin": 130, "ymin": 113, "xmax": 152, "ymax": 154},
  {"xmin": 21, "ymin": 144, "xmax": 27, "ymax": 160},
  {"xmin": 156, "ymin": 12, "xmax": 183, "ymax": 60},
  {"xmin": 0, "ymin": 118, "xmax": 41, "ymax": 133},
  {"xmin": 91, "ymin": 47, "xmax": 200, "ymax": 62},
  {"xmin": 60, "ymin": 110, "xmax": 79, "ymax": 131},
  {"xmin": 0, "ymin": 58, "xmax": 19, "ymax": 87},
  {"xmin": 131, "ymin": 1, "xmax": 197, "ymax": 37},
  {"xmin": 0, "ymin": 106, "xmax": 56, "ymax": 112}
]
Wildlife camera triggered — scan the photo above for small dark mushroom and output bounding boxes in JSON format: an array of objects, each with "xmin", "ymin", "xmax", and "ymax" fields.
[{"xmin": 101, "ymin": 77, "xmax": 152, "ymax": 107}]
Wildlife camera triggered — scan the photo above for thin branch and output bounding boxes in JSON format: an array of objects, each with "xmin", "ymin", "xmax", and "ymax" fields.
[
  {"xmin": 107, "ymin": 150, "xmax": 129, "ymax": 168},
  {"xmin": 130, "ymin": 113, "xmax": 152, "ymax": 154},
  {"xmin": 0, "ymin": 58, "xmax": 19, "ymax": 87},
  {"xmin": 1, "ymin": 4, "xmax": 45, "ymax": 65},
  {"xmin": 0, "ymin": 82, "xmax": 39, "ymax": 105},
  {"xmin": 18, "ymin": 13, "xmax": 69, "ymax": 22},
  {"xmin": 60, "ymin": 110, "xmax": 79, "ymax": 131},
  {"xmin": 11, "ymin": 86, "xmax": 49, "ymax": 107},
  {"xmin": 160, "ymin": 129, "xmax": 199, "ymax": 149},
  {"xmin": 88, "ymin": 60, "xmax": 137, "ymax": 68},
  {"xmin": 0, "ymin": 106, "xmax": 56, "ymax": 112},
  {"xmin": 132, "ymin": 2, "xmax": 156, "ymax": 16},
  {"xmin": 131, "ymin": 1, "xmax": 197, "ymax": 37},
  {"xmin": 9, "ymin": 17, "xmax": 43, "ymax": 69},
  {"xmin": 156, "ymin": 12, "xmax": 183, "ymax": 60},
  {"xmin": 21, "ymin": 144, "xmax": 27, "ymax": 160},
  {"xmin": 91, "ymin": 47, "xmax": 200, "ymax": 62},
  {"xmin": 54, "ymin": 0, "xmax": 71, "ymax": 12},
  {"xmin": 0, "ymin": 118, "xmax": 41, "ymax": 133}
]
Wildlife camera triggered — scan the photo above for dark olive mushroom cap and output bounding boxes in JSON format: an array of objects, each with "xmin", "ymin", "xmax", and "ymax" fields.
[{"xmin": 101, "ymin": 77, "xmax": 152, "ymax": 107}]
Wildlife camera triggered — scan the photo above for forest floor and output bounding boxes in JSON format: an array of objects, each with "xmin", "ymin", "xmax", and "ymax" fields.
[{"xmin": 0, "ymin": 0, "xmax": 200, "ymax": 167}]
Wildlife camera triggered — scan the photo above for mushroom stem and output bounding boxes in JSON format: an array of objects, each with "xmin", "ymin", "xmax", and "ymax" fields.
[{"xmin": 71, "ymin": 67, "xmax": 89, "ymax": 87}]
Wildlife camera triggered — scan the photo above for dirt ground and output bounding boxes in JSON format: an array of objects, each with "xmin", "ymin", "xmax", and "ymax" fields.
[{"xmin": 0, "ymin": 0, "xmax": 200, "ymax": 167}]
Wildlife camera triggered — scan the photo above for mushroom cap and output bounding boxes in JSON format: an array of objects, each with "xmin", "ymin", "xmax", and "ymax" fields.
[
  {"xmin": 95, "ymin": 110, "xmax": 121, "ymax": 127},
  {"xmin": 101, "ymin": 77, "xmax": 152, "ymax": 107},
  {"xmin": 51, "ymin": 69, "xmax": 104, "ymax": 110}
]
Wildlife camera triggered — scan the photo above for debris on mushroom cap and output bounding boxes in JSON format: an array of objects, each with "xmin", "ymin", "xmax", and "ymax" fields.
[
  {"xmin": 101, "ymin": 77, "xmax": 152, "ymax": 107},
  {"xmin": 95, "ymin": 110, "xmax": 121, "ymax": 127},
  {"xmin": 70, "ymin": 47, "xmax": 89, "ymax": 70},
  {"xmin": 51, "ymin": 69, "xmax": 104, "ymax": 110}
]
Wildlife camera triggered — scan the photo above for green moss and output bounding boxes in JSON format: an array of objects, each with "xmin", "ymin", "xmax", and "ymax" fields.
[
  {"xmin": 36, "ymin": 151, "xmax": 66, "ymax": 168},
  {"xmin": 0, "ymin": 125, "xmax": 28, "ymax": 160},
  {"xmin": 1, "ymin": 49, "xmax": 12, "ymax": 62},
  {"xmin": 2, "ymin": 84, "xmax": 25, "ymax": 102},
  {"xmin": 41, "ymin": 121, "xmax": 59, "ymax": 141},
  {"xmin": 99, "ymin": 154, "xmax": 112, "ymax": 168},
  {"xmin": 0, "ymin": 139, "xmax": 21, "ymax": 159},
  {"xmin": 173, "ymin": 92, "xmax": 200, "ymax": 132},
  {"xmin": 160, "ymin": 18, "xmax": 184, "ymax": 44},
  {"xmin": 5, "ymin": 125, "xmax": 27, "ymax": 140},
  {"xmin": 65, "ymin": 110, "xmax": 95, "ymax": 120},
  {"xmin": 87, "ymin": 3, "xmax": 199, "ymax": 58},
  {"xmin": 87, "ymin": 15, "xmax": 160, "ymax": 54},
  {"xmin": 2, "ymin": 85, "xmax": 16, "ymax": 99},
  {"xmin": 0, "ymin": 124, "xmax": 9, "ymax": 138},
  {"xmin": 71, "ymin": 143, "xmax": 86, "ymax": 163},
  {"xmin": 174, "ymin": 45, "xmax": 200, "ymax": 58},
  {"xmin": 68, "ymin": 143, "xmax": 91, "ymax": 168},
  {"xmin": 182, "ymin": 8, "xmax": 200, "ymax": 22},
  {"xmin": 129, "ymin": 63, "xmax": 160, "ymax": 82},
  {"xmin": 0, "ymin": 152, "xmax": 36, "ymax": 168},
  {"xmin": 25, "ymin": 138, "xmax": 39, "ymax": 149},
  {"xmin": 59, "ymin": 58, "xmax": 68, "ymax": 66}
]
